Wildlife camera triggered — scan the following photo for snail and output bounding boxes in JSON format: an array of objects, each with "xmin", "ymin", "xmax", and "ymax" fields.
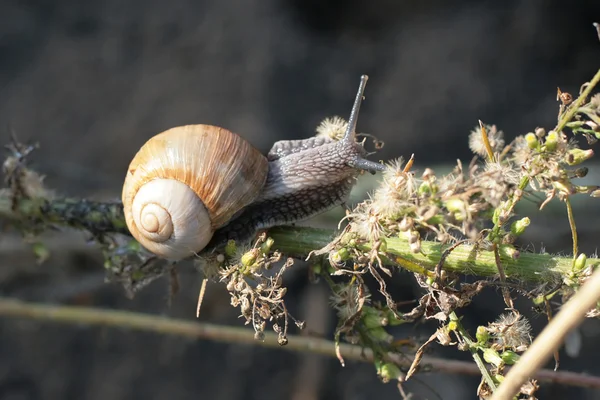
[{"xmin": 122, "ymin": 75, "xmax": 386, "ymax": 261}]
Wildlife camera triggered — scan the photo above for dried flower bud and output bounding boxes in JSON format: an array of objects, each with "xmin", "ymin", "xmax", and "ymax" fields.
[
  {"xmin": 316, "ymin": 116, "xmax": 347, "ymax": 140},
  {"xmin": 410, "ymin": 240, "xmax": 421, "ymax": 254},
  {"xmin": 535, "ymin": 127, "xmax": 546, "ymax": 138},
  {"xmin": 566, "ymin": 148, "xmax": 594, "ymax": 165},
  {"xmin": 398, "ymin": 216, "xmax": 413, "ymax": 231},
  {"xmin": 422, "ymin": 168, "xmax": 435, "ymax": 181}
]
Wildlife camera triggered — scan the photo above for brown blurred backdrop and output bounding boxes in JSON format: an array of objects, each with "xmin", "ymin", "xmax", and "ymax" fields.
[{"xmin": 1, "ymin": 1, "xmax": 600, "ymax": 399}]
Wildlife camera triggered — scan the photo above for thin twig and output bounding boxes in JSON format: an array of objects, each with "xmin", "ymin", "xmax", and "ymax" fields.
[
  {"xmin": 565, "ymin": 197, "xmax": 578, "ymax": 263},
  {"xmin": 0, "ymin": 297, "xmax": 599, "ymax": 390},
  {"xmin": 491, "ymin": 265, "xmax": 600, "ymax": 399}
]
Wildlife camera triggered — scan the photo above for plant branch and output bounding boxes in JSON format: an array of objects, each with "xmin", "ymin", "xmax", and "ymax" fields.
[
  {"xmin": 1, "ymin": 192, "xmax": 597, "ymax": 283},
  {"xmin": 0, "ymin": 296, "xmax": 599, "ymax": 390}
]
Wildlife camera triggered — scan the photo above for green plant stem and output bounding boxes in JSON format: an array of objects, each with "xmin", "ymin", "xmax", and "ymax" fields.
[
  {"xmin": 555, "ymin": 68, "xmax": 600, "ymax": 134},
  {"xmin": 0, "ymin": 297, "xmax": 599, "ymax": 390},
  {"xmin": 1, "ymin": 193, "xmax": 597, "ymax": 283},
  {"xmin": 450, "ymin": 312, "xmax": 497, "ymax": 391}
]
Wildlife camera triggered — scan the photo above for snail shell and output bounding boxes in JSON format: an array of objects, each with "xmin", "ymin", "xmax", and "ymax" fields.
[{"xmin": 122, "ymin": 124, "xmax": 269, "ymax": 260}]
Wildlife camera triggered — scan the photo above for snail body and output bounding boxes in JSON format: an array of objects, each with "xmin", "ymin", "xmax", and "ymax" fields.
[{"xmin": 122, "ymin": 75, "xmax": 386, "ymax": 260}]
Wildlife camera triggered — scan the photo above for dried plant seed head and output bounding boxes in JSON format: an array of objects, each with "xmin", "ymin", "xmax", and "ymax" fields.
[
  {"xmin": 488, "ymin": 312, "xmax": 532, "ymax": 352},
  {"xmin": 316, "ymin": 116, "xmax": 348, "ymax": 140},
  {"xmin": 469, "ymin": 124, "xmax": 505, "ymax": 157}
]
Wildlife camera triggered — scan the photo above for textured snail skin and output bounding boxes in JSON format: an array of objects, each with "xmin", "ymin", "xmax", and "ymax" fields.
[{"xmin": 206, "ymin": 134, "xmax": 383, "ymax": 250}]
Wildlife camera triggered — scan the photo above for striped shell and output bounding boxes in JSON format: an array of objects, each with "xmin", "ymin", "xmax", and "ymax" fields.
[{"xmin": 122, "ymin": 124, "xmax": 268, "ymax": 260}]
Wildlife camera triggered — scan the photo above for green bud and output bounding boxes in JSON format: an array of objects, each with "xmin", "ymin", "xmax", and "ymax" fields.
[
  {"xmin": 225, "ymin": 240, "xmax": 237, "ymax": 257},
  {"xmin": 476, "ymin": 326, "xmax": 490, "ymax": 344},
  {"xmin": 545, "ymin": 130, "xmax": 559, "ymax": 151},
  {"xmin": 330, "ymin": 247, "xmax": 351, "ymax": 263},
  {"xmin": 418, "ymin": 181, "xmax": 432, "ymax": 196},
  {"xmin": 483, "ymin": 348, "xmax": 503, "ymax": 367},
  {"xmin": 240, "ymin": 249, "xmax": 259, "ymax": 267},
  {"xmin": 260, "ymin": 237, "xmax": 275, "ymax": 255},
  {"xmin": 446, "ymin": 198, "xmax": 466, "ymax": 221},
  {"xmin": 447, "ymin": 320, "xmax": 458, "ymax": 331},
  {"xmin": 525, "ymin": 132, "xmax": 539, "ymax": 149},
  {"xmin": 494, "ymin": 374, "xmax": 505, "ymax": 383},
  {"xmin": 445, "ymin": 198, "xmax": 464, "ymax": 213},
  {"xmin": 500, "ymin": 350, "xmax": 521, "ymax": 365},
  {"xmin": 573, "ymin": 253, "xmax": 587, "ymax": 273},
  {"xmin": 510, "ymin": 217, "xmax": 530, "ymax": 236},
  {"xmin": 368, "ymin": 326, "xmax": 394, "ymax": 344},
  {"xmin": 492, "ymin": 206, "xmax": 501, "ymax": 225},
  {"xmin": 362, "ymin": 307, "xmax": 387, "ymax": 329},
  {"xmin": 386, "ymin": 310, "xmax": 406, "ymax": 326},
  {"xmin": 566, "ymin": 148, "xmax": 594, "ymax": 165},
  {"xmin": 378, "ymin": 363, "xmax": 403, "ymax": 383}
]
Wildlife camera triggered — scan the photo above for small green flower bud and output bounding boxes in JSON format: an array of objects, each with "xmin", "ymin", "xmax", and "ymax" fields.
[
  {"xmin": 330, "ymin": 247, "xmax": 351, "ymax": 263},
  {"xmin": 445, "ymin": 198, "xmax": 464, "ymax": 214},
  {"xmin": 483, "ymin": 348, "xmax": 503, "ymax": 367},
  {"xmin": 500, "ymin": 350, "xmax": 521, "ymax": 365},
  {"xmin": 494, "ymin": 374, "xmax": 505, "ymax": 383},
  {"xmin": 368, "ymin": 326, "xmax": 394, "ymax": 344},
  {"xmin": 225, "ymin": 240, "xmax": 237, "ymax": 257},
  {"xmin": 378, "ymin": 362, "xmax": 403, "ymax": 383},
  {"xmin": 260, "ymin": 237, "xmax": 275, "ymax": 255},
  {"xmin": 492, "ymin": 207, "xmax": 501, "ymax": 225},
  {"xmin": 241, "ymin": 249, "xmax": 259, "ymax": 267},
  {"xmin": 573, "ymin": 253, "xmax": 587, "ymax": 273},
  {"xmin": 476, "ymin": 326, "xmax": 490, "ymax": 344},
  {"xmin": 386, "ymin": 310, "xmax": 406, "ymax": 326},
  {"xmin": 418, "ymin": 181, "xmax": 432, "ymax": 196},
  {"xmin": 566, "ymin": 148, "xmax": 594, "ymax": 165},
  {"xmin": 447, "ymin": 320, "xmax": 458, "ymax": 331},
  {"xmin": 362, "ymin": 307, "xmax": 387, "ymax": 329},
  {"xmin": 510, "ymin": 217, "xmax": 530, "ymax": 236},
  {"xmin": 545, "ymin": 130, "xmax": 559, "ymax": 151},
  {"xmin": 525, "ymin": 132, "xmax": 539, "ymax": 149}
]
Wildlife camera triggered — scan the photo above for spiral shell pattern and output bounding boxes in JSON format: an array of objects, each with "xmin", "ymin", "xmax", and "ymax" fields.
[{"xmin": 122, "ymin": 124, "xmax": 268, "ymax": 260}]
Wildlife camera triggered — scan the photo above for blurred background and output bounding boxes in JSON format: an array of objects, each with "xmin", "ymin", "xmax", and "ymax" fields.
[{"xmin": 1, "ymin": 0, "xmax": 600, "ymax": 399}]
